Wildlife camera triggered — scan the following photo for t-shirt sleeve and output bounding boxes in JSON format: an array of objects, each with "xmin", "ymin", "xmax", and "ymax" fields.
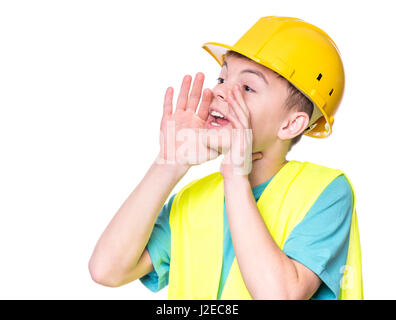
[
  {"xmin": 282, "ymin": 174, "xmax": 353, "ymax": 300},
  {"xmin": 139, "ymin": 193, "xmax": 175, "ymax": 292}
]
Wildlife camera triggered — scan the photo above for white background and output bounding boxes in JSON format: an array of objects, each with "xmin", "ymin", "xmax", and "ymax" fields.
[{"xmin": 0, "ymin": 0, "xmax": 395, "ymax": 299}]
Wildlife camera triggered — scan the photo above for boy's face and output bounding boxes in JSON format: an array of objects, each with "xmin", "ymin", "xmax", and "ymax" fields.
[{"xmin": 205, "ymin": 55, "xmax": 292, "ymax": 154}]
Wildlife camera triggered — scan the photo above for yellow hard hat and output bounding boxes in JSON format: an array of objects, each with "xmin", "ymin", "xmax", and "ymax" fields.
[{"xmin": 202, "ymin": 16, "xmax": 345, "ymax": 138}]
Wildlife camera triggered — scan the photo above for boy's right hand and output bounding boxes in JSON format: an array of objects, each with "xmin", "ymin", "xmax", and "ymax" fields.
[{"xmin": 156, "ymin": 73, "xmax": 220, "ymax": 169}]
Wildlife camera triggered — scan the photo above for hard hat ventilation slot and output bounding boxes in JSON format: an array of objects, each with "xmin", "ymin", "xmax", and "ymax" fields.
[
  {"xmin": 316, "ymin": 73, "xmax": 322, "ymax": 81},
  {"xmin": 329, "ymin": 88, "xmax": 334, "ymax": 96}
]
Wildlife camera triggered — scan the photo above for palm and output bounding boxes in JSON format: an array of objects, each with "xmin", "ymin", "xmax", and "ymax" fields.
[{"xmin": 172, "ymin": 109, "xmax": 205, "ymax": 132}]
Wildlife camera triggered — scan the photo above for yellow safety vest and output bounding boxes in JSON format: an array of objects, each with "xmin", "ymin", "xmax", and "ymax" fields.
[{"xmin": 168, "ymin": 160, "xmax": 363, "ymax": 300}]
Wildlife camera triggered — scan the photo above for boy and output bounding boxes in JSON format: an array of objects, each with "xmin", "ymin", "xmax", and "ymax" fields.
[{"xmin": 89, "ymin": 16, "xmax": 363, "ymax": 300}]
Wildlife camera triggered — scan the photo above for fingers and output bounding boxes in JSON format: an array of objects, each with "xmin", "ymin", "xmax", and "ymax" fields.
[
  {"xmin": 186, "ymin": 72, "xmax": 205, "ymax": 112},
  {"xmin": 225, "ymin": 109, "xmax": 243, "ymax": 129},
  {"xmin": 162, "ymin": 87, "xmax": 173, "ymax": 119},
  {"xmin": 197, "ymin": 88, "xmax": 213, "ymax": 121},
  {"xmin": 175, "ymin": 75, "xmax": 192, "ymax": 111},
  {"xmin": 225, "ymin": 87, "xmax": 255, "ymax": 157},
  {"xmin": 226, "ymin": 88, "xmax": 249, "ymax": 128},
  {"xmin": 232, "ymin": 85, "xmax": 250, "ymax": 119}
]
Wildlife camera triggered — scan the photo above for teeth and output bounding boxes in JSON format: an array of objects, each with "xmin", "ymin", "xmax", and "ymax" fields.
[
  {"xmin": 210, "ymin": 110, "xmax": 225, "ymax": 119},
  {"xmin": 210, "ymin": 121, "xmax": 220, "ymax": 127}
]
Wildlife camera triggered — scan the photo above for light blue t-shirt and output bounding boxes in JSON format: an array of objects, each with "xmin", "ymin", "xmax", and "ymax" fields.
[{"xmin": 139, "ymin": 174, "xmax": 353, "ymax": 300}]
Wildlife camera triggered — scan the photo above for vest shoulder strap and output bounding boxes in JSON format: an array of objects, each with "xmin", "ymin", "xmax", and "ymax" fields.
[{"xmin": 256, "ymin": 160, "xmax": 344, "ymax": 247}]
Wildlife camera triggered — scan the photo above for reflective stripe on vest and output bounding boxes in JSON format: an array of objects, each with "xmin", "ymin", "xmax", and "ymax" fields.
[{"xmin": 168, "ymin": 160, "xmax": 363, "ymax": 300}]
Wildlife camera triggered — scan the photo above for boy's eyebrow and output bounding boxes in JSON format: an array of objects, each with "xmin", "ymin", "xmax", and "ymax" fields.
[{"xmin": 222, "ymin": 60, "xmax": 269, "ymax": 85}]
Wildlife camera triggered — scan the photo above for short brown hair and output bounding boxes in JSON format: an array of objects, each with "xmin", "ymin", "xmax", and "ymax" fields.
[{"xmin": 224, "ymin": 50, "xmax": 313, "ymax": 152}]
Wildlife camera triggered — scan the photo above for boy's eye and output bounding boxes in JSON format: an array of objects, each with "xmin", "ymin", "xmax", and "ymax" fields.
[
  {"xmin": 216, "ymin": 77, "xmax": 255, "ymax": 92},
  {"xmin": 243, "ymin": 85, "xmax": 253, "ymax": 92}
]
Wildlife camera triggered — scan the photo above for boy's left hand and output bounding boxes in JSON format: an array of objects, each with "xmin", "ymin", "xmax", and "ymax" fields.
[{"xmin": 220, "ymin": 84, "xmax": 263, "ymax": 179}]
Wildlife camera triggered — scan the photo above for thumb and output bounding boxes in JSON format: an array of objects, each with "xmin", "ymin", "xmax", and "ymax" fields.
[{"xmin": 252, "ymin": 152, "xmax": 263, "ymax": 161}]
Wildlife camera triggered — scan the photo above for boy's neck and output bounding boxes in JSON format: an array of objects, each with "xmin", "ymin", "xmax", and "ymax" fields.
[{"xmin": 248, "ymin": 145, "xmax": 289, "ymax": 189}]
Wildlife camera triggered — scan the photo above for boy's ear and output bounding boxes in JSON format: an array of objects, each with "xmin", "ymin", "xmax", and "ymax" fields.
[{"xmin": 277, "ymin": 112, "xmax": 310, "ymax": 140}]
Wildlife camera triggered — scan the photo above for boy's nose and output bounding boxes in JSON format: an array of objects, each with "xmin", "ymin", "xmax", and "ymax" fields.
[
  {"xmin": 213, "ymin": 85, "xmax": 234, "ymax": 103},
  {"xmin": 210, "ymin": 90, "xmax": 233, "ymax": 116}
]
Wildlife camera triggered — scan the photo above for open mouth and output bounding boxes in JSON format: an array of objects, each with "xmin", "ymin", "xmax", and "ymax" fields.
[{"xmin": 207, "ymin": 110, "xmax": 230, "ymax": 128}]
